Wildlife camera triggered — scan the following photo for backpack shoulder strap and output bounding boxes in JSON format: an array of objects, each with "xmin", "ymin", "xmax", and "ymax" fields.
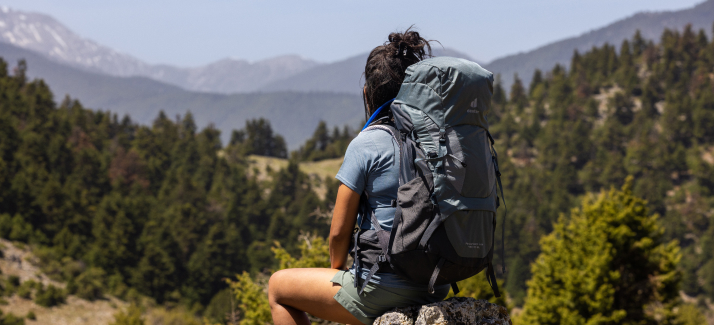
[
  {"xmin": 362, "ymin": 123, "xmax": 402, "ymax": 151},
  {"xmin": 354, "ymin": 123, "xmax": 402, "ymax": 295},
  {"xmin": 363, "ymin": 122, "xmax": 403, "ymax": 180}
]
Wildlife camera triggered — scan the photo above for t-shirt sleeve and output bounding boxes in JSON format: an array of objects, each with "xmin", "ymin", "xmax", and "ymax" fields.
[{"xmin": 335, "ymin": 134, "xmax": 372, "ymax": 194}]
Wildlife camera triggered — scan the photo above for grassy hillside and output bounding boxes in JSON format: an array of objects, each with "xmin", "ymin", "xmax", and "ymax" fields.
[
  {"xmin": 0, "ymin": 239, "xmax": 219, "ymax": 325},
  {"xmin": 246, "ymin": 155, "xmax": 343, "ymax": 200}
]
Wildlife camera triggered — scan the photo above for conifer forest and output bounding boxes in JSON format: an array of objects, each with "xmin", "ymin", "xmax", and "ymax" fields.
[{"xmin": 1, "ymin": 25, "xmax": 714, "ymax": 324}]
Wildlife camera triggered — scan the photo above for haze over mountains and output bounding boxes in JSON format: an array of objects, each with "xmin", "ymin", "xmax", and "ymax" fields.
[
  {"xmin": 0, "ymin": 5, "xmax": 475, "ymax": 95},
  {"xmin": 0, "ymin": 41, "xmax": 363, "ymax": 149},
  {"xmin": 0, "ymin": 6, "xmax": 319, "ymax": 93},
  {"xmin": 0, "ymin": 1, "xmax": 712, "ymax": 147}
]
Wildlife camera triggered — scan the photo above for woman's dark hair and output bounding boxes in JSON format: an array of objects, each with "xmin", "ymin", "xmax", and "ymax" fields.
[{"xmin": 363, "ymin": 27, "xmax": 433, "ymax": 114}]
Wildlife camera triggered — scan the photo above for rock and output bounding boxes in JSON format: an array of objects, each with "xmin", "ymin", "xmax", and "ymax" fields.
[{"xmin": 373, "ymin": 297, "xmax": 511, "ymax": 325}]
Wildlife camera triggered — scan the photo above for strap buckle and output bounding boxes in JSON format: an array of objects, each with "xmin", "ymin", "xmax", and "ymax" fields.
[{"xmin": 378, "ymin": 255, "xmax": 387, "ymax": 263}]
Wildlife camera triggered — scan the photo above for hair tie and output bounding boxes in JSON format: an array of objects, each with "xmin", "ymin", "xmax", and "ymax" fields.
[{"xmin": 397, "ymin": 43, "xmax": 404, "ymax": 57}]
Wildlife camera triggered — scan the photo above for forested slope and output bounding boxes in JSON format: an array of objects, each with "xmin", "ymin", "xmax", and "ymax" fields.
[
  {"xmin": 0, "ymin": 60, "xmax": 335, "ymax": 311},
  {"xmin": 485, "ymin": 0, "xmax": 714, "ymax": 91},
  {"xmin": 490, "ymin": 24, "xmax": 714, "ymax": 305}
]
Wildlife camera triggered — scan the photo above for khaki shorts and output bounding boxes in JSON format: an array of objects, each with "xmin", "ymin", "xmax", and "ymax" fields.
[{"xmin": 330, "ymin": 270, "xmax": 449, "ymax": 325}]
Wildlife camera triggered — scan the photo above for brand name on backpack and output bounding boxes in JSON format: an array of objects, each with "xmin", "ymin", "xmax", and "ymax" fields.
[
  {"xmin": 465, "ymin": 242, "xmax": 484, "ymax": 249},
  {"xmin": 467, "ymin": 109, "xmax": 479, "ymax": 114}
]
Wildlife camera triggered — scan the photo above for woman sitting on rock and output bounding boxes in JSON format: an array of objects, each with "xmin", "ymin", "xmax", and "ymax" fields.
[{"xmin": 268, "ymin": 28, "xmax": 450, "ymax": 325}]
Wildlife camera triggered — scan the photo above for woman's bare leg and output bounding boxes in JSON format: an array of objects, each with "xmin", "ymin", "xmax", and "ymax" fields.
[{"xmin": 269, "ymin": 268, "xmax": 363, "ymax": 325}]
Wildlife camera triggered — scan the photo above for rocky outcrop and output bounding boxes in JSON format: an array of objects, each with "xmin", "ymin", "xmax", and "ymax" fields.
[{"xmin": 373, "ymin": 297, "xmax": 511, "ymax": 325}]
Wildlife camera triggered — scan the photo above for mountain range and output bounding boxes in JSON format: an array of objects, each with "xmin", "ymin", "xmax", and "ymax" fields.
[
  {"xmin": 0, "ymin": 6, "xmax": 319, "ymax": 93},
  {"xmin": 0, "ymin": 6, "xmax": 472, "ymax": 95},
  {"xmin": 0, "ymin": 42, "xmax": 363, "ymax": 149},
  {"xmin": 1, "ymin": 1, "xmax": 713, "ymax": 147}
]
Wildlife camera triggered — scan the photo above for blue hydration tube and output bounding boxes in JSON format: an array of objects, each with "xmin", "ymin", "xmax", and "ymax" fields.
[{"xmin": 361, "ymin": 98, "xmax": 395, "ymax": 131}]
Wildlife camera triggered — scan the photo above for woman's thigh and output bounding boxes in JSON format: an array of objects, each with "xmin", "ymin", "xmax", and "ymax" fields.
[{"xmin": 269, "ymin": 268, "xmax": 363, "ymax": 325}]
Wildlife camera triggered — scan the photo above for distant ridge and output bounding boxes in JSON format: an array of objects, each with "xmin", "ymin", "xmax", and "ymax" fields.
[
  {"xmin": 0, "ymin": 42, "xmax": 362, "ymax": 149},
  {"xmin": 259, "ymin": 48, "xmax": 477, "ymax": 94},
  {"xmin": 485, "ymin": 0, "xmax": 714, "ymax": 90},
  {"xmin": 0, "ymin": 7, "xmax": 319, "ymax": 94}
]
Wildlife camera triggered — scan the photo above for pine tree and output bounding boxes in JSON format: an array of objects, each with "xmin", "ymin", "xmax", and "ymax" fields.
[
  {"xmin": 510, "ymin": 74, "xmax": 528, "ymax": 113},
  {"xmin": 519, "ymin": 179, "xmax": 681, "ymax": 325}
]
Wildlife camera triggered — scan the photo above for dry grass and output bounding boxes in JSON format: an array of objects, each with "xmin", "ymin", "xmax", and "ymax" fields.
[
  {"xmin": 1, "ymin": 295, "xmax": 126, "ymax": 325},
  {"xmin": 300, "ymin": 157, "xmax": 343, "ymax": 180},
  {"xmin": 0, "ymin": 239, "xmax": 123, "ymax": 324},
  {"xmin": 246, "ymin": 155, "xmax": 343, "ymax": 200}
]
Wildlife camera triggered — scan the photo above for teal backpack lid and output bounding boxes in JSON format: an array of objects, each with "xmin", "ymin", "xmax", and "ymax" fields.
[{"xmin": 394, "ymin": 57, "xmax": 494, "ymax": 130}]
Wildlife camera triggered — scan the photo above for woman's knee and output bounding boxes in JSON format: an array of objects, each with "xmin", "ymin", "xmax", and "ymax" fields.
[{"xmin": 268, "ymin": 269, "xmax": 289, "ymax": 304}]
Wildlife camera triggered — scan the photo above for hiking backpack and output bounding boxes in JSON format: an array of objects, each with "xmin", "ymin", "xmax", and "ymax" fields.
[{"xmin": 352, "ymin": 56, "xmax": 505, "ymax": 296}]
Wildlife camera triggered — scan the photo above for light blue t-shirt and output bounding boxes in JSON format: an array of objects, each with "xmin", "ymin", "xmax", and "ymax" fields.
[
  {"xmin": 336, "ymin": 128, "xmax": 448, "ymax": 291},
  {"xmin": 336, "ymin": 128, "xmax": 399, "ymax": 231}
]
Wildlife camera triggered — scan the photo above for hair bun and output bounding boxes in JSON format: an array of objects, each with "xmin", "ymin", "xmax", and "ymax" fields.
[
  {"xmin": 362, "ymin": 26, "xmax": 436, "ymax": 113},
  {"xmin": 386, "ymin": 28, "xmax": 431, "ymax": 60}
]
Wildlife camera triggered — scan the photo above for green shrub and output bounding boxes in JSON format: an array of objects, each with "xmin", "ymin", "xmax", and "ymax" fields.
[
  {"xmin": 0, "ymin": 309, "xmax": 25, "ymax": 325},
  {"xmin": 74, "ymin": 267, "xmax": 106, "ymax": 301},
  {"xmin": 16, "ymin": 284, "xmax": 32, "ymax": 300},
  {"xmin": 125, "ymin": 288, "xmax": 142, "ymax": 305},
  {"xmin": 65, "ymin": 278, "xmax": 78, "ymax": 295},
  {"xmin": 203, "ymin": 288, "xmax": 233, "ymax": 324},
  {"xmin": 8, "ymin": 214, "xmax": 33, "ymax": 242},
  {"xmin": 3, "ymin": 276, "xmax": 20, "ymax": 297},
  {"xmin": 7, "ymin": 276, "xmax": 19, "ymax": 287},
  {"xmin": 25, "ymin": 311, "xmax": 35, "ymax": 320},
  {"xmin": 35, "ymin": 285, "xmax": 66, "ymax": 307},
  {"xmin": 0, "ymin": 214, "xmax": 12, "ymax": 238},
  {"xmin": 107, "ymin": 273, "xmax": 129, "ymax": 299},
  {"xmin": 109, "ymin": 304, "xmax": 144, "ymax": 325},
  {"xmin": 146, "ymin": 306, "xmax": 200, "ymax": 325},
  {"xmin": 35, "ymin": 249, "xmax": 85, "ymax": 283}
]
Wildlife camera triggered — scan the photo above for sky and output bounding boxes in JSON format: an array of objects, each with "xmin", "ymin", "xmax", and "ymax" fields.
[{"xmin": 0, "ymin": 0, "xmax": 706, "ymax": 67}]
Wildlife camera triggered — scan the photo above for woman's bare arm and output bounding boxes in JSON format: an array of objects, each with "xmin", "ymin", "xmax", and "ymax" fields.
[{"xmin": 329, "ymin": 184, "xmax": 361, "ymax": 270}]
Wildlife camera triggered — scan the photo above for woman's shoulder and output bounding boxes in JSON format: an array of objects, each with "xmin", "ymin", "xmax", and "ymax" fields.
[{"xmin": 350, "ymin": 128, "xmax": 396, "ymax": 150}]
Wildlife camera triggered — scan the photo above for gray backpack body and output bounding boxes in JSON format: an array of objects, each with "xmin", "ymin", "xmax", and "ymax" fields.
[{"xmin": 352, "ymin": 57, "xmax": 505, "ymax": 296}]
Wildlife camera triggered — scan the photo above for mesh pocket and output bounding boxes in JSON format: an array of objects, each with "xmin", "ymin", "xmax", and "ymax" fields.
[{"xmin": 391, "ymin": 175, "xmax": 435, "ymax": 254}]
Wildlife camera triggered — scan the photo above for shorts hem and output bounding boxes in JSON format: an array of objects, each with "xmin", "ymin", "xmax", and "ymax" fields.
[{"xmin": 331, "ymin": 271, "xmax": 373, "ymax": 325}]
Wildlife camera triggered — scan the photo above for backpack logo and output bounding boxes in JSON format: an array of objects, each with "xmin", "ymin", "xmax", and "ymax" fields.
[
  {"xmin": 466, "ymin": 242, "xmax": 484, "ymax": 249},
  {"xmin": 468, "ymin": 98, "xmax": 479, "ymax": 113}
]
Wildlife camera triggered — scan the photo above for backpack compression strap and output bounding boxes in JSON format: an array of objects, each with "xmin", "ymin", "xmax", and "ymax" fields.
[
  {"xmin": 352, "ymin": 194, "xmax": 370, "ymax": 290},
  {"xmin": 487, "ymin": 131, "xmax": 507, "ymax": 276}
]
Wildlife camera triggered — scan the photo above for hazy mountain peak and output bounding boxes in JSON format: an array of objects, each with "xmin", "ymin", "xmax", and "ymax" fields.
[
  {"xmin": 0, "ymin": 7, "xmax": 320, "ymax": 93},
  {"xmin": 0, "ymin": 7, "xmax": 150, "ymax": 76}
]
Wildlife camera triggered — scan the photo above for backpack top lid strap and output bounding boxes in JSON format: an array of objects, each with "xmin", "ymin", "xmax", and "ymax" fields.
[{"xmin": 362, "ymin": 98, "xmax": 395, "ymax": 131}]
